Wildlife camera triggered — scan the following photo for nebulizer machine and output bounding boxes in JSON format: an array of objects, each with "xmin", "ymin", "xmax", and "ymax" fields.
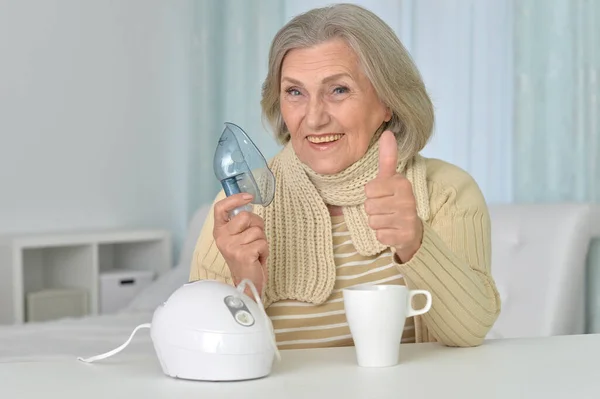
[{"xmin": 78, "ymin": 122, "xmax": 279, "ymax": 381}]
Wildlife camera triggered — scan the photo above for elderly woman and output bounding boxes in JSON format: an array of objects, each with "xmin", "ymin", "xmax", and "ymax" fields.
[{"xmin": 190, "ymin": 4, "xmax": 501, "ymax": 349}]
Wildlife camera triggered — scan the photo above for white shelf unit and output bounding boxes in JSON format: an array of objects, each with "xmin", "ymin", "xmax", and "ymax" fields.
[{"xmin": 0, "ymin": 229, "xmax": 171, "ymax": 325}]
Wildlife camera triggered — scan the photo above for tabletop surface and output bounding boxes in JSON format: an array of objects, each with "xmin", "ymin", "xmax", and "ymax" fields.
[{"xmin": 2, "ymin": 333, "xmax": 599, "ymax": 399}]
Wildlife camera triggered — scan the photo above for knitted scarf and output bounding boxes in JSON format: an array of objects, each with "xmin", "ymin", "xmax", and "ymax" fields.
[{"xmin": 254, "ymin": 138, "xmax": 431, "ymax": 307}]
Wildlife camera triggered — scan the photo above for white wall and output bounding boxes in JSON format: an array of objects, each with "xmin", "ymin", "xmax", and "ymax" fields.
[{"xmin": 0, "ymin": 0, "xmax": 193, "ymax": 257}]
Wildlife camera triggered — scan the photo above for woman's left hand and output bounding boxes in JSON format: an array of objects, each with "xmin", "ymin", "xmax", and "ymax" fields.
[{"xmin": 364, "ymin": 130, "xmax": 423, "ymax": 263}]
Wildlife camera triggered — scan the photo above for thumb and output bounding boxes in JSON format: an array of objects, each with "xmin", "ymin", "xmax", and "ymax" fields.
[{"xmin": 377, "ymin": 130, "xmax": 398, "ymax": 178}]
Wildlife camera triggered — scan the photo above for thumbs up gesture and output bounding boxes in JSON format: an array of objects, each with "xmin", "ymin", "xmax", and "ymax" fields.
[{"xmin": 364, "ymin": 130, "xmax": 423, "ymax": 263}]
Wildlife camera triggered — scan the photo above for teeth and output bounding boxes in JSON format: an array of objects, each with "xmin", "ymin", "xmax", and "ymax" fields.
[{"xmin": 307, "ymin": 134, "xmax": 343, "ymax": 143}]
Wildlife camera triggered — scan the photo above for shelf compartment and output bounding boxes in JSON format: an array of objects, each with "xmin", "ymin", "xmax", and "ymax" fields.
[
  {"xmin": 21, "ymin": 244, "xmax": 95, "ymax": 321},
  {"xmin": 98, "ymin": 240, "xmax": 167, "ymax": 275}
]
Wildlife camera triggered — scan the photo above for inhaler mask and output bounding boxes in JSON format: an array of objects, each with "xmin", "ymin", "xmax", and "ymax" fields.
[{"xmin": 214, "ymin": 122, "xmax": 275, "ymax": 216}]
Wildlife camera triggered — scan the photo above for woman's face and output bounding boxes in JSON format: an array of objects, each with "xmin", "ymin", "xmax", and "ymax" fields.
[{"xmin": 279, "ymin": 38, "xmax": 391, "ymax": 175}]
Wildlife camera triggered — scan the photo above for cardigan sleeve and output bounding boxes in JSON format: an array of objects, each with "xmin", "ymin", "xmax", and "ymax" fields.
[
  {"xmin": 189, "ymin": 190, "xmax": 235, "ymax": 285},
  {"xmin": 394, "ymin": 167, "xmax": 501, "ymax": 347}
]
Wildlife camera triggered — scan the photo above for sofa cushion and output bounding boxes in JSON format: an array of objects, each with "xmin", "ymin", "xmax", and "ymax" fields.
[{"xmin": 486, "ymin": 203, "xmax": 593, "ymax": 339}]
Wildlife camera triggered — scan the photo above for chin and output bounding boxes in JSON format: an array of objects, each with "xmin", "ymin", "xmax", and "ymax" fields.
[{"xmin": 304, "ymin": 159, "xmax": 349, "ymax": 175}]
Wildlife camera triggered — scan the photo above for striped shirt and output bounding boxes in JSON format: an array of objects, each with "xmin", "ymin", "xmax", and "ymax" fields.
[{"xmin": 266, "ymin": 214, "xmax": 415, "ymax": 349}]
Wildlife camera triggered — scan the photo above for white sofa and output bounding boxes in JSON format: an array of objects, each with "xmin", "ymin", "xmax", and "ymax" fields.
[
  {"xmin": 125, "ymin": 202, "xmax": 599, "ymax": 341},
  {"xmin": 487, "ymin": 203, "xmax": 595, "ymax": 340},
  {"xmin": 584, "ymin": 206, "xmax": 600, "ymax": 334}
]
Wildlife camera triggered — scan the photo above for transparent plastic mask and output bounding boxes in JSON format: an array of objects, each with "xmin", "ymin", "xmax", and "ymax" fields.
[{"xmin": 213, "ymin": 123, "xmax": 275, "ymax": 214}]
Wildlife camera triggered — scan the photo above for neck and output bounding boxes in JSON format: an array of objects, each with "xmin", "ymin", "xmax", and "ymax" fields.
[{"xmin": 327, "ymin": 204, "xmax": 344, "ymax": 216}]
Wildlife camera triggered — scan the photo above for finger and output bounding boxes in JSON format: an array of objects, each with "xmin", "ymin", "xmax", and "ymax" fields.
[
  {"xmin": 364, "ymin": 197, "xmax": 398, "ymax": 215},
  {"xmin": 365, "ymin": 187, "xmax": 416, "ymax": 213},
  {"xmin": 227, "ymin": 211, "xmax": 264, "ymax": 235},
  {"xmin": 365, "ymin": 174, "xmax": 413, "ymax": 199},
  {"xmin": 368, "ymin": 214, "xmax": 400, "ymax": 230},
  {"xmin": 237, "ymin": 226, "xmax": 267, "ymax": 245},
  {"xmin": 377, "ymin": 227, "xmax": 420, "ymax": 249},
  {"xmin": 365, "ymin": 179, "xmax": 394, "ymax": 199},
  {"xmin": 259, "ymin": 248, "xmax": 269, "ymax": 267},
  {"xmin": 213, "ymin": 193, "xmax": 254, "ymax": 228},
  {"xmin": 240, "ymin": 240, "xmax": 269, "ymax": 270},
  {"xmin": 375, "ymin": 229, "xmax": 400, "ymax": 247},
  {"xmin": 247, "ymin": 239, "xmax": 269, "ymax": 257},
  {"xmin": 377, "ymin": 130, "xmax": 399, "ymax": 179},
  {"xmin": 256, "ymin": 240, "xmax": 270, "ymax": 267}
]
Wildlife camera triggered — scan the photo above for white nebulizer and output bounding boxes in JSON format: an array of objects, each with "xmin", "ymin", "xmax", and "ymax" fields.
[
  {"xmin": 78, "ymin": 279, "xmax": 280, "ymax": 381},
  {"xmin": 78, "ymin": 123, "xmax": 279, "ymax": 382}
]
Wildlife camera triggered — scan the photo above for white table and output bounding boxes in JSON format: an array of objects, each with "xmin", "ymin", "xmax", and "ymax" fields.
[{"xmin": 2, "ymin": 333, "xmax": 599, "ymax": 398}]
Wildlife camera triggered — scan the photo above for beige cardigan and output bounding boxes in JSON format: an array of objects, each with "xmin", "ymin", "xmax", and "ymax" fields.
[{"xmin": 189, "ymin": 157, "xmax": 501, "ymax": 347}]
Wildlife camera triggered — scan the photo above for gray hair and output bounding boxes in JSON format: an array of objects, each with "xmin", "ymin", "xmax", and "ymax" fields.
[{"xmin": 261, "ymin": 3, "xmax": 434, "ymax": 161}]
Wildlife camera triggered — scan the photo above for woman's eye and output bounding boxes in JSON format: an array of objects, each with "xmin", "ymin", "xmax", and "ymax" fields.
[
  {"xmin": 286, "ymin": 88, "xmax": 301, "ymax": 96},
  {"xmin": 333, "ymin": 86, "xmax": 349, "ymax": 95}
]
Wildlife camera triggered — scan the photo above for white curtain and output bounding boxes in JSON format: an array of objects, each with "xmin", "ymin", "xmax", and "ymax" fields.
[
  {"xmin": 409, "ymin": 0, "xmax": 513, "ymax": 204},
  {"xmin": 189, "ymin": 0, "xmax": 286, "ymax": 218},
  {"xmin": 512, "ymin": 0, "xmax": 600, "ymax": 333},
  {"xmin": 513, "ymin": 0, "xmax": 600, "ymax": 202}
]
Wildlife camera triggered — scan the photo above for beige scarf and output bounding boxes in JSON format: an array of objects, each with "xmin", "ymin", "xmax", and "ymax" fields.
[{"xmin": 254, "ymin": 138, "xmax": 430, "ymax": 307}]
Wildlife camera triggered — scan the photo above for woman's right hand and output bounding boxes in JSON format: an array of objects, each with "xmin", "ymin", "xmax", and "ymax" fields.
[{"xmin": 213, "ymin": 193, "xmax": 269, "ymax": 296}]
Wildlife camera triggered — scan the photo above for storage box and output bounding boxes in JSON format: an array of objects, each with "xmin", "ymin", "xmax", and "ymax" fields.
[
  {"xmin": 99, "ymin": 269, "xmax": 155, "ymax": 314},
  {"xmin": 26, "ymin": 288, "xmax": 88, "ymax": 322}
]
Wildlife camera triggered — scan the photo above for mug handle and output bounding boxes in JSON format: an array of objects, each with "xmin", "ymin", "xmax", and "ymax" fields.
[{"xmin": 406, "ymin": 290, "xmax": 432, "ymax": 317}]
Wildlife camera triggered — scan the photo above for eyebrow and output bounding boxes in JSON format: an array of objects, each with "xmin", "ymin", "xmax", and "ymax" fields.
[{"xmin": 281, "ymin": 72, "xmax": 354, "ymax": 86}]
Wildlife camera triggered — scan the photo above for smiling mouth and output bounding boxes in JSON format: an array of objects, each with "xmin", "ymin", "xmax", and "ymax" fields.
[{"xmin": 306, "ymin": 134, "xmax": 344, "ymax": 144}]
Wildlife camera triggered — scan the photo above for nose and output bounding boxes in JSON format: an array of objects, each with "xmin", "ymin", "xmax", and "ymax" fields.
[{"xmin": 305, "ymin": 95, "xmax": 330, "ymax": 130}]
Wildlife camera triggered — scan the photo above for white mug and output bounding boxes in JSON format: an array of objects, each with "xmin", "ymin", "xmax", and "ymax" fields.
[{"xmin": 342, "ymin": 284, "xmax": 432, "ymax": 367}]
